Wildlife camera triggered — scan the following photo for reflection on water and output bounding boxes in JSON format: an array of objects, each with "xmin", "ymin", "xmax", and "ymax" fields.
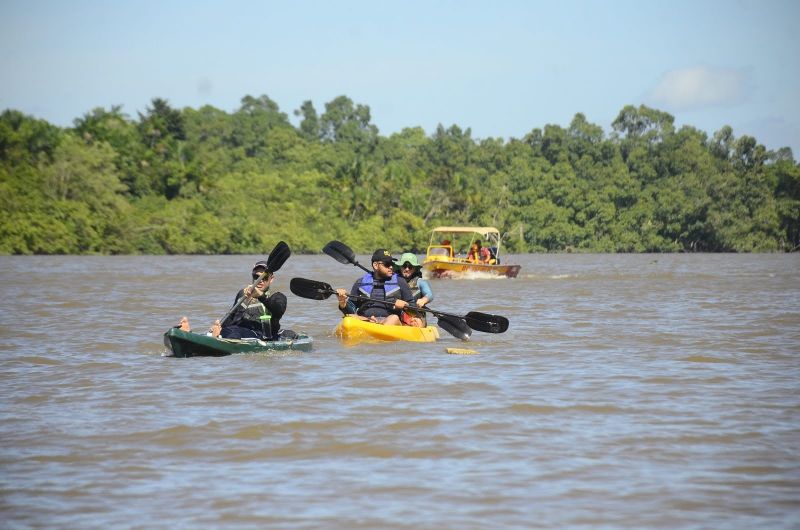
[{"xmin": 1, "ymin": 253, "xmax": 799, "ymax": 528}]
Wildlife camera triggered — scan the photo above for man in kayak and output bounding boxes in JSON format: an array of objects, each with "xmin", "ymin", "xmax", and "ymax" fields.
[
  {"xmin": 336, "ymin": 248, "xmax": 416, "ymax": 325},
  {"xmin": 210, "ymin": 260, "xmax": 295, "ymax": 340}
]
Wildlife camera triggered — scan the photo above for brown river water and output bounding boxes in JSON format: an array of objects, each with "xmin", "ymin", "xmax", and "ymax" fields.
[{"xmin": 1, "ymin": 253, "xmax": 798, "ymax": 529}]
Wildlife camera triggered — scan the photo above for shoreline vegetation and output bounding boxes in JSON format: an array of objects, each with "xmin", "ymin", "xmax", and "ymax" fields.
[{"xmin": 1, "ymin": 95, "xmax": 798, "ymax": 255}]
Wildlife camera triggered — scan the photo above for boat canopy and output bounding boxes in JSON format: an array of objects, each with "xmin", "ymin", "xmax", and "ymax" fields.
[{"xmin": 430, "ymin": 226, "xmax": 500, "ymax": 236}]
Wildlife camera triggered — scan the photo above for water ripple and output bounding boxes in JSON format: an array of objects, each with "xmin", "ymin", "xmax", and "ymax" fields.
[{"xmin": 1, "ymin": 253, "xmax": 799, "ymax": 529}]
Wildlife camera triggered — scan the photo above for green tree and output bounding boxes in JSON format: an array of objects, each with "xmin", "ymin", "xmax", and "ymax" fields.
[
  {"xmin": 136, "ymin": 98, "xmax": 189, "ymax": 198},
  {"xmin": 73, "ymin": 105, "xmax": 145, "ymax": 197},
  {"xmin": 319, "ymin": 95, "xmax": 379, "ymax": 149},
  {"xmin": 766, "ymin": 151, "xmax": 799, "ymax": 249},
  {"xmin": 1, "ymin": 98, "xmax": 798, "ymax": 255},
  {"xmin": 41, "ymin": 134, "xmax": 129, "ymax": 252},
  {"xmin": 294, "ymin": 100, "xmax": 320, "ymax": 140}
]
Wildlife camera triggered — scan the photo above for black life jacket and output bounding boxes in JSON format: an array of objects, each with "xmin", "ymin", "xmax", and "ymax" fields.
[{"xmin": 231, "ymin": 289, "xmax": 272, "ymax": 336}]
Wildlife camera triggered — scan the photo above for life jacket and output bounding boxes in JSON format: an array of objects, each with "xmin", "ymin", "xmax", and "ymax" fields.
[
  {"xmin": 358, "ymin": 272, "xmax": 402, "ymax": 297},
  {"xmin": 234, "ymin": 289, "xmax": 272, "ymax": 336},
  {"xmin": 357, "ymin": 272, "xmax": 403, "ymax": 315},
  {"xmin": 405, "ymin": 276, "xmax": 422, "ymax": 300}
]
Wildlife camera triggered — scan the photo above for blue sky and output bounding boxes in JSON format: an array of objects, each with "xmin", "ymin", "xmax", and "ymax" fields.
[{"xmin": 2, "ymin": 0, "xmax": 798, "ymax": 155}]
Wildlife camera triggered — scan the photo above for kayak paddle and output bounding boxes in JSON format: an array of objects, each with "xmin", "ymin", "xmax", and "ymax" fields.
[
  {"xmin": 322, "ymin": 240, "xmax": 372, "ymax": 273},
  {"xmin": 320, "ymin": 241, "xmax": 510, "ymax": 334},
  {"xmin": 290, "ymin": 277, "xmax": 505, "ymax": 341},
  {"xmin": 461, "ymin": 310, "xmax": 510, "ymax": 334}
]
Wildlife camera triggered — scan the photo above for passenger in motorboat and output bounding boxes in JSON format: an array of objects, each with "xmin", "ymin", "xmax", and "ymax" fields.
[
  {"xmin": 467, "ymin": 240, "xmax": 493, "ymax": 264},
  {"xmin": 336, "ymin": 248, "xmax": 416, "ymax": 326}
]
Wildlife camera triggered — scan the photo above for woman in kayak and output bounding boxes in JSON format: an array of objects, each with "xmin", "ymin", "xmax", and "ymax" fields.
[
  {"xmin": 335, "ymin": 248, "xmax": 415, "ymax": 326},
  {"xmin": 394, "ymin": 252, "xmax": 434, "ymax": 327}
]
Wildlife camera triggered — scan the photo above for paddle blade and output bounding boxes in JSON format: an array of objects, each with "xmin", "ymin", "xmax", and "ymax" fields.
[
  {"xmin": 465, "ymin": 311, "xmax": 509, "ymax": 333},
  {"xmin": 322, "ymin": 240, "xmax": 357, "ymax": 265},
  {"xmin": 437, "ymin": 314, "xmax": 472, "ymax": 341},
  {"xmin": 289, "ymin": 277, "xmax": 335, "ymax": 301},
  {"xmin": 267, "ymin": 241, "xmax": 291, "ymax": 272}
]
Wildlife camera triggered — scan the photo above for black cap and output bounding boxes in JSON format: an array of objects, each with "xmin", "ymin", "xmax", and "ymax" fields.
[
  {"xmin": 252, "ymin": 260, "xmax": 269, "ymax": 273},
  {"xmin": 371, "ymin": 248, "xmax": 395, "ymax": 264}
]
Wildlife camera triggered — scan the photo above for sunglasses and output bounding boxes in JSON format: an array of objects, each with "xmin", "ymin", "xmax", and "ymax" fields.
[
  {"xmin": 252, "ymin": 272, "xmax": 269, "ymax": 281},
  {"xmin": 401, "ymin": 263, "xmax": 415, "ymax": 269}
]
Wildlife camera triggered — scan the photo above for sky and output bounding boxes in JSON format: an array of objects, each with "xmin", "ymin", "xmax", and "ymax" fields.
[{"xmin": 2, "ymin": 0, "xmax": 799, "ymax": 155}]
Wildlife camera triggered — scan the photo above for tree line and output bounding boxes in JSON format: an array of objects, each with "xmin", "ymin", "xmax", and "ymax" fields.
[{"xmin": 1, "ymin": 95, "xmax": 798, "ymax": 254}]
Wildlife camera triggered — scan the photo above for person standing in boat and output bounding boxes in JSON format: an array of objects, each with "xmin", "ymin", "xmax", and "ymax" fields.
[
  {"xmin": 394, "ymin": 252, "xmax": 434, "ymax": 327},
  {"xmin": 211, "ymin": 260, "xmax": 293, "ymax": 340},
  {"xmin": 335, "ymin": 248, "xmax": 415, "ymax": 326}
]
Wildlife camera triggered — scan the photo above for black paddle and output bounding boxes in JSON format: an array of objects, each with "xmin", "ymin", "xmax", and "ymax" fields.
[
  {"xmin": 217, "ymin": 241, "xmax": 292, "ymax": 330},
  {"xmin": 462, "ymin": 311, "xmax": 510, "ymax": 334},
  {"xmin": 290, "ymin": 277, "xmax": 482, "ymax": 341},
  {"xmin": 321, "ymin": 241, "xmax": 510, "ymax": 334},
  {"xmin": 322, "ymin": 240, "xmax": 372, "ymax": 273}
]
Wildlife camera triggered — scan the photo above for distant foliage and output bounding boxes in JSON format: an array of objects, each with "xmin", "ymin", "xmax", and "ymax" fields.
[{"xmin": 1, "ymin": 99, "xmax": 798, "ymax": 254}]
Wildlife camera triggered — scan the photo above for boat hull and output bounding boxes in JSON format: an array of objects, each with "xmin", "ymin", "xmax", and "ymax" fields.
[
  {"xmin": 423, "ymin": 259, "xmax": 521, "ymax": 279},
  {"xmin": 334, "ymin": 316, "xmax": 439, "ymax": 344},
  {"xmin": 163, "ymin": 327, "xmax": 313, "ymax": 357}
]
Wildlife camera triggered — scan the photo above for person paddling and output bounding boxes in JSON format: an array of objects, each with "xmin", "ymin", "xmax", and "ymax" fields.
[
  {"xmin": 179, "ymin": 260, "xmax": 296, "ymax": 340},
  {"xmin": 335, "ymin": 248, "xmax": 416, "ymax": 326},
  {"xmin": 213, "ymin": 259, "xmax": 297, "ymax": 339},
  {"xmin": 394, "ymin": 252, "xmax": 434, "ymax": 327}
]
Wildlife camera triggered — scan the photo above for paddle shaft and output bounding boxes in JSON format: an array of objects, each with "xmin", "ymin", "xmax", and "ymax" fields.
[
  {"xmin": 325, "ymin": 285, "xmax": 461, "ymax": 323},
  {"xmin": 290, "ymin": 276, "xmax": 507, "ymax": 334}
]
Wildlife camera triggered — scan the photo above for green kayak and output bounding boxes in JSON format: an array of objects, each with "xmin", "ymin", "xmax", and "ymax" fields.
[{"xmin": 163, "ymin": 327, "xmax": 313, "ymax": 357}]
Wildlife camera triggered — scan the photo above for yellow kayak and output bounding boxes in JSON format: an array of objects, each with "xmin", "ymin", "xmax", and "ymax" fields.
[{"xmin": 334, "ymin": 316, "xmax": 440, "ymax": 344}]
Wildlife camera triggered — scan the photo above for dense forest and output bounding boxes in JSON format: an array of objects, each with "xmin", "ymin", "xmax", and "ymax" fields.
[{"xmin": 1, "ymin": 95, "xmax": 798, "ymax": 255}]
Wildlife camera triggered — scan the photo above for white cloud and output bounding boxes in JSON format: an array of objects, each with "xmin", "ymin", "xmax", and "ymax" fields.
[{"xmin": 647, "ymin": 65, "xmax": 749, "ymax": 110}]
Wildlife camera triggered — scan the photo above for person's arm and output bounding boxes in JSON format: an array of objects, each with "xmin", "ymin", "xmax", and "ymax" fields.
[
  {"xmin": 337, "ymin": 282, "xmax": 359, "ymax": 315},
  {"xmin": 417, "ymin": 279, "xmax": 434, "ymax": 306}
]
